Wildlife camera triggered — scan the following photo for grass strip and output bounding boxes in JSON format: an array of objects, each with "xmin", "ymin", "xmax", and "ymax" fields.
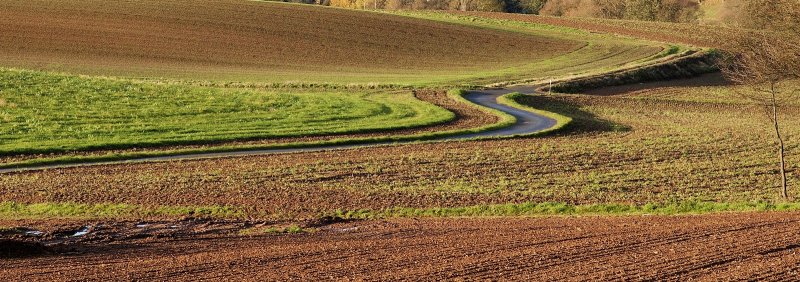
[
  {"xmin": 330, "ymin": 201, "xmax": 800, "ymax": 219},
  {"xmin": 3, "ymin": 200, "xmax": 800, "ymax": 220},
  {"xmin": 0, "ymin": 68, "xmax": 457, "ymax": 156}
]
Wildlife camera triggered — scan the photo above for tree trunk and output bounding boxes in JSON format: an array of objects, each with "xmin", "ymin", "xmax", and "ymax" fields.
[
  {"xmin": 771, "ymin": 83, "xmax": 789, "ymax": 198},
  {"xmin": 780, "ymin": 136, "xmax": 788, "ymax": 198}
]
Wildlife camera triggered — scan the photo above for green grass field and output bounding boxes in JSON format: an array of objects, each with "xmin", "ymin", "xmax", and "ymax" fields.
[{"xmin": 0, "ymin": 68, "xmax": 453, "ymax": 156}]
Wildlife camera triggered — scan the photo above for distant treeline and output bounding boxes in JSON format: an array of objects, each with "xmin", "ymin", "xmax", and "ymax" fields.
[
  {"xmin": 719, "ymin": 0, "xmax": 800, "ymax": 32},
  {"xmin": 536, "ymin": 0, "xmax": 701, "ymax": 23},
  {"xmin": 275, "ymin": 0, "xmax": 702, "ymax": 23}
]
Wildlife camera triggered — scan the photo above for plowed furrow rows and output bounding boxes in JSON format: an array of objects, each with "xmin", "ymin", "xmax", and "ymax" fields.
[
  {"xmin": 414, "ymin": 219, "xmax": 793, "ymax": 280},
  {"xmin": 7, "ymin": 214, "xmax": 800, "ymax": 280},
  {"xmin": 524, "ymin": 219, "xmax": 797, "ymax": 280},
  {"xmin": 582, "ymin": 222, "xmax": 800, "ymax": 280}
]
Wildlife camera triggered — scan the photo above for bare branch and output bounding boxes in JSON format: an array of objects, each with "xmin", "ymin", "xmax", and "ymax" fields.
[{"xmin": 716, "ymin": 1, "xmax": 800, "ymax": 199}]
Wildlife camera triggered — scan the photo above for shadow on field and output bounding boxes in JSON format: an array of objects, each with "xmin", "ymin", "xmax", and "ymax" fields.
[
  {"xmin": 582, "ymin": 72, "xmax": 732, "ymax": 96},
  {"xmin": 0, "ymin": 239, "xmax": 51, "ymax": 258},
  {"xmin": 515, "ymin": 95, "xmax": 629, "ymax": 134}
]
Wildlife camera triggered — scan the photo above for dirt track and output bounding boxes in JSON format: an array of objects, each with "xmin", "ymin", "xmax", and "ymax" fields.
[{"xmin": 3, "ymin": 212, "xmax": 800, "ymax": 280}]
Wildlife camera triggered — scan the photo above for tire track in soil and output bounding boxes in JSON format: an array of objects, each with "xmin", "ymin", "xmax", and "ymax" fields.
[
  {"xmin": 567, "ymin": 221, "xmax": 800, "ymax": 281},
  {"xmin": 560, "ymin": 220, "xmax": 792, "ymax": 274},
  {"xmin": 318, "ymin": 222, "xmax": 613, "ymax": 279},
  {"xmin": 446, "ymin": 224, "xmax": 731, "ymax": 279}
]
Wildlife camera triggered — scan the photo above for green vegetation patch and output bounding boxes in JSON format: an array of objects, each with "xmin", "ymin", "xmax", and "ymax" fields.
[
  {"xmin": 4, "ymin": 200, "xmax": 799, "ymax": 221},
  {"xmin": 0, "ymin": 68, "xmax": 453, "ymax": 156},
  {"xmin": 0, "ymin": 89, "xmax": 548, "ymax": 169},
  {"xmin": 330, "ymin": 201, "xmax": 800, "ymax": 219}
]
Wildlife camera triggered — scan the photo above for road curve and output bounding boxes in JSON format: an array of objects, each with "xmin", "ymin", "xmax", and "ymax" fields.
[
  {"xmin": 449, "ymin": 86, "xmax": 555, "ymax": 139},
  {"xmin": 0, "ymin": 87, "xmax": 556, "ymax": 173}
]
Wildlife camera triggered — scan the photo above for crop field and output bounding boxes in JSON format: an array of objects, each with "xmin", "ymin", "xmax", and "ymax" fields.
[
  {"xmin": 3, "ymin": 0, "xmax": 799, "ymax": 278},
  {"xmin": 0, "ymin": 69, "xmax": 456, "ymax": 156},
  {"xmin": 2, "ymin": 82, "xmax": 797, "ymax": 218},
  {"xmin": 0, "ymin": 0, "xmax": 583, "ymax": 85},
  {"xmin": 0, "ymin": 1, "xmax": 675, "ymax": 165},
  {"xmin": 0, "ymin": 0, "xmax": 674, "ymax": 86},
  {"xmin": 390, "ymin": 11, "xmax": 669, "ymax": 85},
  {"xmin": 4, "ymin": 213, "xmax": 800, "ymax": 280},
  {"xmin": 455, "ymin": 11, "xmax": 735, "ymax": 48},
  {"xmin": 0, "ymin": 88, "xmax": 498, "ymax": 165}
]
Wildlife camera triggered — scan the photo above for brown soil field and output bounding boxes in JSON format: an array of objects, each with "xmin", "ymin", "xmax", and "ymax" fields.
[
  {"xmin": 461, "ymin": 11, "xmax": 735, "ymax": 47},
  {"xmin": 3, "ymin": 212, "xmax": 800, "ymax": 280},
  {"xmin": 3, "ymin": 82, "xmax": 797, "ymax": 217},
  {"xmin": 0, "ymin": 90, "xmax": 497, "ymax": 164},
  {"xmin": 0, "ymin": 0, "xmax": 580, "ymax": 82}
]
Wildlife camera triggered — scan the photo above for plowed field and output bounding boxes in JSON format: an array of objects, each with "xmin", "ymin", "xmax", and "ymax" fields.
[
  {"xmin": 0, "ymin": 0, "xmax": 581, "ymax": 84},
  {"xmin": 3, "ymin": 213, "xmax": 800, "ymax": 280},
  {"xmin": 459, "ymin": 11, "xmax": 733, "ymax": 47}
]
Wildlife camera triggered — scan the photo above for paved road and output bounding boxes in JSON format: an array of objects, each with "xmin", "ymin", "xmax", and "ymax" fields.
[
  {"xmin": 0, "ymin": 87, "xmax": 556, "ymax": 173},
  {"xmin": 449, "ymin": 86, "xmax": 555, "ymax": 139}
]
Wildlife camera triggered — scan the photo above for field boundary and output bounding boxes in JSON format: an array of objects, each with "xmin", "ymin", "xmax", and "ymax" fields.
[
  {"xmin": 3, "ymin": 200, "xmax": 800, "ymax": 220},
  {"xmin": 333, "ymin": 201, "xmax": 800, "ymax": 219}
]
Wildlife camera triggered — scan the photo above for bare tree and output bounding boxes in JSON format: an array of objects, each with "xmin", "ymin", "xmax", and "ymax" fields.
[{"xmin": 719, "ymin": 31, "xmax": 800, "ymax": 198}]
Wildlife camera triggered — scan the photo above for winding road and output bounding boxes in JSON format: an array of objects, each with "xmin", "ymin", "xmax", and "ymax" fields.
[{"xmin": 0, "ymin": 86, "xmax": 556, "ymax": 174}]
